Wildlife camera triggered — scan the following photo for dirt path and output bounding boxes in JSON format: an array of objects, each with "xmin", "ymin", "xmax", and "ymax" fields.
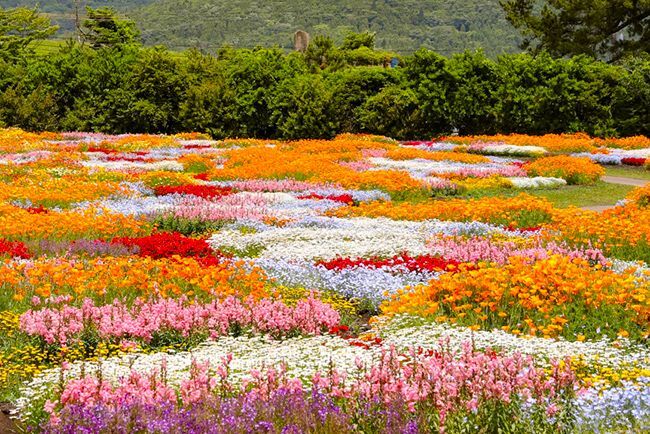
[
  {"xmin": 0, "ymin": 404, "xmax": 17, "ymax": 434},
  {"xmin": 602, "ymin": 176, "xmax": 649, "ymax": 187}
]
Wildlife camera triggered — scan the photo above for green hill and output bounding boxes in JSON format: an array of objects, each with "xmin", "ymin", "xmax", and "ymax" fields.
[{"xmin": 1, "ymin": 0, "xmax": 522, "ymax": 56}]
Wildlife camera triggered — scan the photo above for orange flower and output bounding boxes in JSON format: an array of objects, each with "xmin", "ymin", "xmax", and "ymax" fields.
[{"xmin": 525, "ymin": 156, "xmax": 604, "ymax": 185}]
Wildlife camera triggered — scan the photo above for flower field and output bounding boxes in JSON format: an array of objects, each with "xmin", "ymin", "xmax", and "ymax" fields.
[{"xmin": 0, "ymin": 129, "xmax": 649, "ymax": 433}]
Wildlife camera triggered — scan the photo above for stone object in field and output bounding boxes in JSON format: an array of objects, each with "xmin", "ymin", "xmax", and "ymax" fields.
[{"xmin": 294, "ymin": 30, "xmax": 310, "ymax": 52}]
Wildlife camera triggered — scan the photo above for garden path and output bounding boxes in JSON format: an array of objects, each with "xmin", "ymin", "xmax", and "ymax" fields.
[
  {"xmin": 602, "ymin": 176, "xmax": 648, "ymax": 187},
  {"xmin": 581, "ymin": 175, "xmax": 647, "ymax": 212}
]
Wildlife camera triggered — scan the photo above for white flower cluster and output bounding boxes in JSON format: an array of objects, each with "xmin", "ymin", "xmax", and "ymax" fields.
[
  {"xmin": 378, "ymin": 316, "xmax": 650, "ymax": 371},
  {"xmin": 209, "ymin": 217, "xmax": 510, "ymax": 260},
  {"xmin": 16, "ymin": 334, "xmax": 377, "ymax": 418},
  {"xmin": 480, "ymin": 144, "xmax": 547, "ymax": 156},
  {"xmin": 81, "ymin": 160, "xmax": 185, "ymax": 172},
  {"xmin": 508, "ymin": 176, "xmax": 567, "ymax": 189}
]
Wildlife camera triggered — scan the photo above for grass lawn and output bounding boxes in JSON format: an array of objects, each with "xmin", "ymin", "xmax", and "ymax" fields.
[
  {"xmin": 605, "ymin": 165, "xmax": 650, "ymax": 180},
  {"xmin": 465, "ymin": 181, "xmax": 634, "ymax": 208},
  {"xmin": 30, "ymin": 39, "xmax": 67, "ymax": 56},
  {"xmin": 528, "ymin": 182, "xmax": 634, "ymax": 208},
  {"xmin": 30, "ymin": 38, "xmax": 187, "ymax": 60}
]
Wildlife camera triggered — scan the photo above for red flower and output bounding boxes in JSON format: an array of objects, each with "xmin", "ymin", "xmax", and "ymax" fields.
[
  {"xmin": 112, "ymin": 232, "xmax": 219, "ymax": 260},
  {"xmin": 401, "ymin": 141, "xmax": 431, "ymax": 147},
  {"xmin": 622, "ymin": 157, "xmax": 646, "ymax": 167},
  {"xmin": 317, "ymin": 253, "xmax": 464, "ymax": 273},
  {"xmin": 506, "ymin": 225, "xmax": 542, "ymax": 233},
  {"xmin": 298, "ymin": 193, "xmax": 355, "ymax": 204},
  {"xmin": 193, "ymin": 173, "xmax": 210, "ymax": 181},
  {"xmin": 0, "ymin": 239, "xmax": 31, "ymax": 259},
  {"xmin": 26, "ymin": 205, "xmax": 48, "ymax": 214},
  {"xmin": 154, "ymin": 185, "xmax": 233, "ymax": 199},
  {"xmin": 86, "ymin": 146, "xmax": 118, "ymax": 154}
]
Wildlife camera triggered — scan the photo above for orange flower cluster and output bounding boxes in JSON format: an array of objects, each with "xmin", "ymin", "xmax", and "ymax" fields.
[
  {"xmin": 0, "ymin": 204, "xmax": 149, "ymax": 241},
  {"xmin": 449, "ymin": 133, "xmax": 650, "ymax": 153},
  {"xmin": 209, "ymin": 138, "xmax": 429, "ymax": 194},
  {"xmin": 0, "ymin": 169, "xmax": 126, "ymax": 207},
  {"xmin": 525, "ymin": 156, "xmax": 604, "ymax": 185},
  {"xmin": 381, "ymin": 255, "xmax": 649, "ymax": 340},
  {"xmin": 0, "ymin": 129, "xmax": 61, "ymax": 153},
  {"xmin": 1, "ymin": 257, "xmax": 269, "ymax": 302},
  {"xmin": 549, "ymin": 204, "xmax": 650, "ymax": 259},
  {"xmin": 626, "ymin": 184, "xmax": 650, "ymax": 207},
  {"xmin": 385, "ymin": 148, "xmax": 489, "ymax": 164},
  {"xmin": 330, "ymin": 194, "xmax": 554, "ymax": 228}
]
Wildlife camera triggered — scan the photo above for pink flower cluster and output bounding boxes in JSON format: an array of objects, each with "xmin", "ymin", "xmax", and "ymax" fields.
[
  {"xmin": 435, "ymin": 165, "xmax": 527, "ymax": 179},
  {"xmin": 320, "ymin": 344, "xmax": 575, "ymax": 421},
  {"xmin": 427, "ymin": 235, "xmax": 607, "ymax": 266},
  {"xmin": 226, "ymin": 179, "xmax": 338, "ymax": 192},
  {"xmin": 20, "ymin": 296, "xmax": 340, "ymax": 346},
  {"xmin": 169, "ymin": 194, "xmax": 272, "ymax": 221},
  {"xmin": 361, "ymin": 148, "xmax": 387, "ymax": 158},
  {"xmin": 45, "ymin": 343, "xmax": 576, "ymax": 427},
  {"xmin": 339, "ymin": 160, "xmax": 373, "ymax": 171}
]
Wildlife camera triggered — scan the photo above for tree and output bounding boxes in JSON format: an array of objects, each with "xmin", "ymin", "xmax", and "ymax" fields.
[
  {"xmin": 81, "ymin": 7, "xmax": 140, "ymax": 49},
  {"xmin": 341, "ymin": 31, "xmax": 376, "ymax": 50},
  {"xmin": 0, "ymin": 7, "xmax": 57, "ymax": 61},
  {"xmin": 501, "ymin": 0, "xmax": 650, "ymax": 61}
]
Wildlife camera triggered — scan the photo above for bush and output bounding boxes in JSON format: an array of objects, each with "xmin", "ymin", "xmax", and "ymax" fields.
[
  {"xmin": 270, "ymin": 74, "xmax": 336, "ymax": 139},
  {"xmin": 1, "ymin": 36, "xmax": 649, "ymax": 138}
]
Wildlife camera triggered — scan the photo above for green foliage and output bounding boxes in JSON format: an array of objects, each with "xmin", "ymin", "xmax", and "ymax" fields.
[
  {"xmin": 270, "ymin": 74, "xmax": 336, "ymax": 139},
  {"xmin": 153, "ymin": 215, "xmax": 230, "ymax": 236},
  {"xmin": 81, "ymin": 7, "xmax": 140, "ymax": 48},
  {"xmin": 340, "ymin": 31, "xmax": 376, "ymax": 51},
  {"xmin": 358, "ymin": 85, "xmax": 421, "ymax": 140},
  {"xmin": 0, "ymin": 6, "xmax": 57, "ymax": 61},
  {"xmin": 501, "ymin": 0, "xmax": 650, "ymax": 61},
  {"xmin": 326, "ymin": 66, "xmax": 401, "ymax": 132},
  {"xmin": 0, "ymin": 84, "xmax": 58, "ymax": 130},
  {"xmin": 0, "ymin": 8, "xmax": 648, "ymax": 140},
  {"xmin": 614, "ymin": 55, "xmax": 650, "ymax": 136},
  {"xmin": 403, "ymin": 48, "xmax": 455, "ymax": 136},
  {"xmin": 493, "ymin": 53, "xmax": 622, "ymax": 135},
  {"xmin": 446, "ymin": 50, "xmax": 499, "ymax": 134}
]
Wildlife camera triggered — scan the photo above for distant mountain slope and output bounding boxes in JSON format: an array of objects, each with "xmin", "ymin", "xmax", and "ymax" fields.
[{"xmin": 1, "ymin": 0, "xmax": 522, "ymax": 56}]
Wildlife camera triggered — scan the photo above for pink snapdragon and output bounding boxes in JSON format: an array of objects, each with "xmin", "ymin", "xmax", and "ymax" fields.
[
  {"xmin": 338, "ymin": 160, "xmax": 373, "ymax": 171},
  {"xmin": 227, "ymin": 179, "xmax": 339, "ymax": 192},
  {"xmin": 322, "ymin": 344, "xmax": 575, "ymax": 423},
  {"xmin": 46, "ymin": 343, "xmax": 576, "ymax": 428},
  {"xmin": 169, "ymin": 193, "xmax": 272, "ymax": 221},
  {"xmin": 435, "ymin": 165, "xmax": 527, "ymax": 178},
  {"xmin": 427, "ymin": 235, "xmax": 607, "ymax": 266},
  {"xmin": 20, "ymin": 295, "xmax": 340, "ymax": 346}
]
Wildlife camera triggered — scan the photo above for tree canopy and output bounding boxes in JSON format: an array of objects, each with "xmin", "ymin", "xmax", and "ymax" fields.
[
  {"xmin": 81, "ymin": 7, "xmax": 140, "ymax": 48},
  {"xmin": 0, "ymin": 6, "xmax": 57, "ymax": 60},
  {"xmin": 501, "ymin": 0, "xmax": 650, "ymax": 61}
]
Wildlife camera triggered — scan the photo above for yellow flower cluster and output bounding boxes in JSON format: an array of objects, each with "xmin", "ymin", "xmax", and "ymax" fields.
[{"xmin": 570, "ymin": 357, "xmax": 650, "ymax": 390}]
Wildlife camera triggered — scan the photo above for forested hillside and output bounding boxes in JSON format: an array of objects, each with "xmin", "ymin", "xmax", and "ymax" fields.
[{"xmin": 0, "ymin": 0, "xmax": 521, "ymax": 55}]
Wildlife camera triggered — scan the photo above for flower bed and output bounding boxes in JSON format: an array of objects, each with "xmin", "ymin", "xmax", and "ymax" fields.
[{"xmin": 0, "ymin": 129, "xmax": 648, "ymax": 433}]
